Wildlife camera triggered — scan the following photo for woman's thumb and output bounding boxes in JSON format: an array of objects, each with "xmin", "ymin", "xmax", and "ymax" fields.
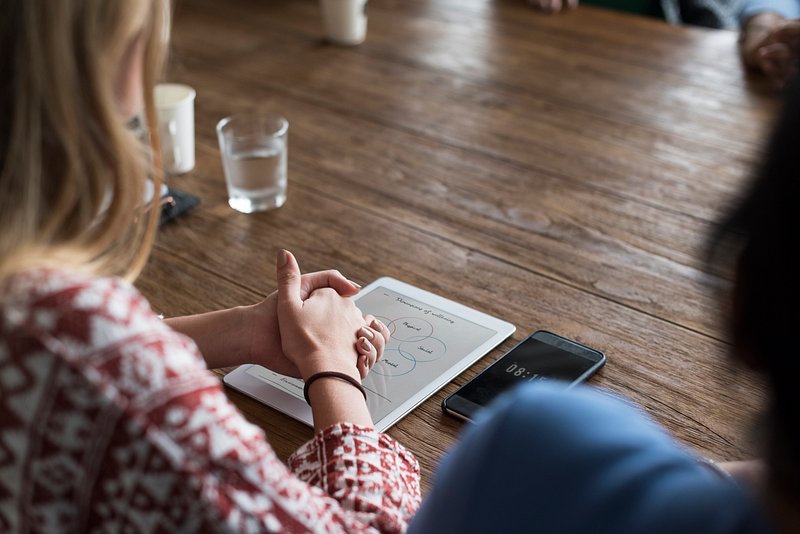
[{"xmin": 277, "ymin": 249, "xmax": 301, "ymax": 308}]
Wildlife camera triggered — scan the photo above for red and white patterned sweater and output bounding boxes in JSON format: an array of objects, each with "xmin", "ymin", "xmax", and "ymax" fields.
[{"xmin": 0, "ymin": 269, "xmax": 421, "ymax": 532}]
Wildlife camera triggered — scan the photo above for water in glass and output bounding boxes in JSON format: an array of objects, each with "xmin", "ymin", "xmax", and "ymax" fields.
[{"xmin": 223, "ymin": 141, "xmax": 287, "ymax": 213}]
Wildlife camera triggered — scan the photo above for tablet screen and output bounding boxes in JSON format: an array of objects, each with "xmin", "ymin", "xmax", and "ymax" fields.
[{"xmin": 245, "ymin": 284, "xmax": 499, "ymax": 423}]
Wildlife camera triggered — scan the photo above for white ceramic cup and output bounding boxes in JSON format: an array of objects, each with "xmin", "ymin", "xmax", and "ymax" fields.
[
  {"xmin": 319, "ymin": 0, "xmax": 368, "ymax": 46},
  {"xmin": 154, "ymin": 83, "xmax": 196, "ymax": 175}
]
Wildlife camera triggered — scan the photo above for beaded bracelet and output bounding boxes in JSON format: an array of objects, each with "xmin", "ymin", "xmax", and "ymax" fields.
[{"xmin": 303, "ymin": 371, "xmax": 367, "ymax": 405}]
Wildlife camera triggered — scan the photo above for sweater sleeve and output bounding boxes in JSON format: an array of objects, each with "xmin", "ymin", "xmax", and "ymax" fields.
[
  {"xmin": 8, "ymin": 271, "xmax": 421, "ymax": 533},
  {"xmin": 105, "ymin": 282, "xmax": 421, "ymax": 532},
  {"xmin": 123, "ymin": 384, "xmax": 421, "ymax": 533},
  {"xmin": 289, "ymin": 423, "xmax": 421, "ymax": 532}
]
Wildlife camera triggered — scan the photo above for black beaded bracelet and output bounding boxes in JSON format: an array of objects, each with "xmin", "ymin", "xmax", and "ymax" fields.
[{"xmin": 303, "ymin": 371, "xmax": 367, "ymax": 405}]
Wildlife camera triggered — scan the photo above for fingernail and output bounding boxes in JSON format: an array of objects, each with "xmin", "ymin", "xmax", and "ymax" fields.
[
  {"xmin": 360, "ymin": 338, "xmax": 373, "ymax": 352},
  {"xmin": 350, "ymin": 280, "xmax": 362, "ymax": 289},
  {"xmin": 278, "ymin": 249, "xmax": 289, "ymax": 267},
  {"xmin": 359, "ymin": 327, "xmax": 374, "ymax": 339},
  {"xmin": 372, "ymin": 319, "xmax": 385, "ymax": 331}
]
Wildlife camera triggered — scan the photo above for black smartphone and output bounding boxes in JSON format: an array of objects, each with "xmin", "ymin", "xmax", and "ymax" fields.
[{"xmin": 442, "ymin": 330, "xmax": 606, "ymax": 422}]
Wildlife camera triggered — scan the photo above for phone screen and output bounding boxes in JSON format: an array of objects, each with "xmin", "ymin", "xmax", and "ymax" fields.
[{"xmin": 444, "ymin": 331, "xmax": 604, "ymax": 420}]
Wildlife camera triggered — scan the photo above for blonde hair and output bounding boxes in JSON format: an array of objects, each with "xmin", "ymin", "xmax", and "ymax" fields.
[{"xmin": 0, "ymin": 0, "xmax": 169, "ymax": 282}]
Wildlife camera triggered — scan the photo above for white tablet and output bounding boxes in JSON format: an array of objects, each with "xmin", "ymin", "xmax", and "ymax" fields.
[{"xmin": 223, "ymin": 277, "xmax": 516, "ymax": 432}]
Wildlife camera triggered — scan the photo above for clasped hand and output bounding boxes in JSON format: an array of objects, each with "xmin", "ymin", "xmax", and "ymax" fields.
[
  {"xmin": 244, "ymin": 250, "xmax": 389, "ymax": 381},
  {"xmin": 742, "ymin": 14, "xmax": 800, "ymax": 88}
]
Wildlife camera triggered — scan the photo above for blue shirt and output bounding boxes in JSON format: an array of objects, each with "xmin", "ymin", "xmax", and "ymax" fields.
[
  {"xmin": 410, "ymin": 383, "xmax": 772, "ymax": 533},
  {"xmin": 740, "ymin": 0, "xmax": 800, "ymax": 22}
]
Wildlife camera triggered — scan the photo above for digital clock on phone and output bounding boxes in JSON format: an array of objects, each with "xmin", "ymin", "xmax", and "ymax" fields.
[{"xmin": 443, "ymin": 330, "xmax": 606, "ymax": 422}]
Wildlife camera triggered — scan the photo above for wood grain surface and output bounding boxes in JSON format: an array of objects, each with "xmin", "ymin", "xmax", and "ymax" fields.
[{"xmin": 138, "ymin": 0, "xmax": 781, "ymax": 494}]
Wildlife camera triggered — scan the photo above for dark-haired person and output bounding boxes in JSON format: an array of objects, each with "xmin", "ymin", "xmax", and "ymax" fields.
[{"xmin": 409, "ymin": 80, "xmax": 800, "ymax": 533}]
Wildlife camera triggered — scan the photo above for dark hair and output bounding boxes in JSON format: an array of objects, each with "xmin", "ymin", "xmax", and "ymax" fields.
[{"xmin": 709, "ymin": 79, "xmax": 800, "ymax": 496}]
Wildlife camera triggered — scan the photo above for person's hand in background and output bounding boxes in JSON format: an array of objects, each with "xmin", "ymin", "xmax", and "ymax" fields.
[
  {"xmin": 742, "ymin": 13, "xmax": 800, "ymax": 87},
  {"xmin": 527, "ymin": 0, "xmax": 579, "ymax": 14}
]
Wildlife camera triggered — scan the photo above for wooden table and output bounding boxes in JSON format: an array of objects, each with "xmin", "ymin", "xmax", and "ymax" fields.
[{"xmin": 137, "ymin": 0, "xmax": 780, "ymax": 494}]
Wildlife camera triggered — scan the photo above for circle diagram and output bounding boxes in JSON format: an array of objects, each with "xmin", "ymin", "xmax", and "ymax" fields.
[
  {"xmin": 388, "ymin": 317, "xmax": 433, "ymax": 342},
  {"xmin": 371, "ymin": 348, "xmax": 417, "ymax": 377},
  {"xmin": 398, "ymin": 336, "xmax": 447, "ymax": 363}
]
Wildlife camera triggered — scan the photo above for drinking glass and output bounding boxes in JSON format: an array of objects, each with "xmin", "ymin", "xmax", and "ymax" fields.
[{"xmin": 216, "ymin": 113, "xmax": 288, "ymax": 213}]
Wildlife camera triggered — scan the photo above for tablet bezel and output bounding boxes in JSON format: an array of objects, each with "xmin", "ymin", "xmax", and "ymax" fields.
[{"xmin": 223, "ymin": 276, "xmax": 515, "ymax": 432}]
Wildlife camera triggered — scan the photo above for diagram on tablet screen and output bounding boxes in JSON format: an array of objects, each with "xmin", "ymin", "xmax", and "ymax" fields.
[
  {"xmin": 357, "ymin": 288, "xmax": 497, "ymax": 420},
  {"xmin": 370, "ymin": 316, "xmax": 448, "ymax": 377}
]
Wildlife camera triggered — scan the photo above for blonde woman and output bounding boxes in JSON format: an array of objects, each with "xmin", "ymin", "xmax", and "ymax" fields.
[{"xmin": 0, "ymin": 1, "xmax": 420, "ymax": 531}]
